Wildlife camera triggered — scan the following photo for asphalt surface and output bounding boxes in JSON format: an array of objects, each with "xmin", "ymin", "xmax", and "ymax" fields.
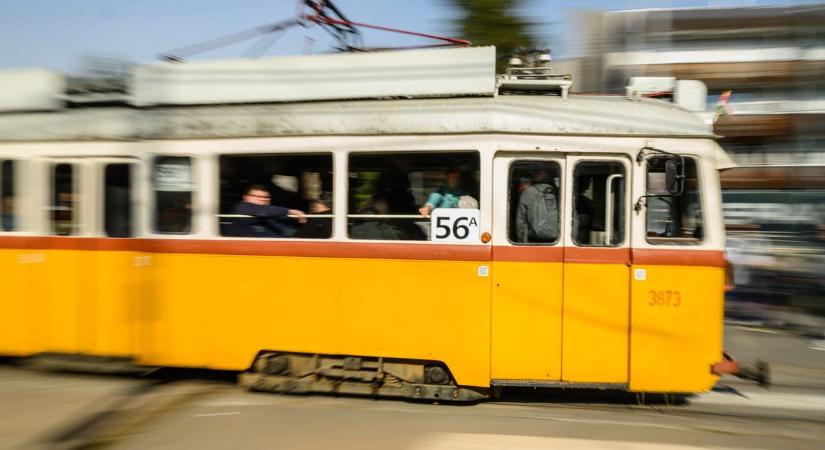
[{"xmin": 1, "ymin": 325, "xmax": 823, "ymax": 450}]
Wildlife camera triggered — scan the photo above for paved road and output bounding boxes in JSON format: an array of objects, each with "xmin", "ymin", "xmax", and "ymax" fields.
[{"xmin": 0, "ymin": 325, "xmax": 823, "ymax": 450}]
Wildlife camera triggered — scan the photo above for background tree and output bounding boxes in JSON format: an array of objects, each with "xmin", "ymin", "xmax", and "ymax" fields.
[{"xmin": 446, "ymin": 0, "xmax": 538, "ymax": 72}]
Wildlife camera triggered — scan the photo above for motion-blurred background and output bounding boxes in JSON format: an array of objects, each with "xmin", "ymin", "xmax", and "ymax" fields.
[{"xmin": 2, "ymin": 0, "xmax": 824, "ymax": 336}]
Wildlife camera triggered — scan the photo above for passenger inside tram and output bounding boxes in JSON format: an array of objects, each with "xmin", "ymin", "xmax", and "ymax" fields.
[
  {"xmin": 418, "ymin": 168, "xmax": 466, "ymax": 217},
  {"xmin": 572, "ymin": 162, "xmax": 626, "ymax": 247},
  {"xmin": 219, "ymin": 153, "xmax": 331, "ymax": 238},
  {"xmin": 1, "ymin": 160, "xmax": 14, "ymax": 231},
  {"xmin": 154, "ymin": 156, "xmax": 194, "ymax": 234},
  {"xmin": 349, "ymin": 152, "xmax": 479, "ymax": 241},
  {"xmin": 229, "ymin": 184, "xmax": 307, "ymax": 237},
  {"xmin": 511, "ymin": 163, "xmax": 560, "ymax": 244},
  {"xmin": 349, "ymin": 194, "xmax": 407, "ymax": 240},
  {"xmin": 1, "ymin": 197, "xmax": 13, "ymax": 231},
  {"xmin": 51, "ymin": 163, "xmax": 76, "ymax": 236},
  {"xmin": 293, "ymin": 192, "xmax": 333, "ymax": 239}
]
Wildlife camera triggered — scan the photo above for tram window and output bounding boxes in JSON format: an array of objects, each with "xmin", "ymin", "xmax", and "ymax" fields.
[
  {"xmin": 219, "ymin": 153, "xmax": 333, "ymax": 239},
  {"xmin": 104, "ymin": 164, "xmax": 133, "ymax": 238},
  {"xmin": 348, "ymin": 152, "xmax": 479, "ymax": 241},
  {"xmin": 1, "ymin": 160, "xmax": 15, "ymax": 231},
  {"xmin": 572, "ymin": 161, "xmax": 626, "ymax": 247},
  {"xmin": 51, "ymin": 163, "xmax": 76, "ymax": 236},
  {"xmin": 507, "ymin": 160, "xmax": 561, "ymax": 244},
  {"xmin": 646, "ymin": 157, "xmax": 704, "ymax": 244},
  {"xmin": 153, "ymin": 156, "xmax": 193, "ymax": 234}
]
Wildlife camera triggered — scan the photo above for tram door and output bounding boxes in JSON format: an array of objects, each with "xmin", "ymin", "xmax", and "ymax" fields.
[
  {"xmin": 491, "ymin": 155, "xmax": 565, "ymax": 381},
  {"xmin": 561, "ymin": 155, "xmax": 631, "ymax": 384},
  {"xmin": 41, "ymin": 158, "xmax": 141, "ymax": 356},
  {"xmin": 40, "ymin": 159, "xmax": 88, "ymax": 353},
  {"xmin": 87, "ymin": 159, "xmax": 141, "ymax": 358}
]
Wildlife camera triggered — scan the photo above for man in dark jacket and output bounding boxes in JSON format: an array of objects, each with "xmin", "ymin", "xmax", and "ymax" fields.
[{"xmin": 230, "ymin": 184, "xmax": 307, "ymax": 237}]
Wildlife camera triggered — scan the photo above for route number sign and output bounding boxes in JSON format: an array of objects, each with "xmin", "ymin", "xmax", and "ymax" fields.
[{"xmin": 430, "ymin": 208, "xmax": 480, "ymax": 243}]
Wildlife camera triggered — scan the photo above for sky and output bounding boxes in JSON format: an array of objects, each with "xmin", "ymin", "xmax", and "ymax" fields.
[{"xmin": 0, "ymin": 0, "xmax": 819, "ymax": 73}]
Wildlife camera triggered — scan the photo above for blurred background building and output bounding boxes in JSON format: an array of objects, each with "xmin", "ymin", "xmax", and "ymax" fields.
[{"xmin": 560, "ymin": 4, "xmax": 825, "ymax": 330}]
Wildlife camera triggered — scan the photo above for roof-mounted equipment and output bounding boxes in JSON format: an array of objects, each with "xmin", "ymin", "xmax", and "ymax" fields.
[{"xmin": 496, "ymin": 49, "xmax": 573, "ymax": 99}]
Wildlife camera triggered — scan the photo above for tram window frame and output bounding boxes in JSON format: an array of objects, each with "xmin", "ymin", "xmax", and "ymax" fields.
[
  {"xmin": 506, "ymin": 160, "xmax": 562, "ymax": 246},
  {"xmin": 218, "ymin": 153, "xmax": 334, "ymax": 239},
  {"xmin": 347, "ymin": 151, "xmax": 480, "ymax": 242},
  {"xmin": 152, "ymin": 155, "xmax": 195, "ymax": 235},
  {"xmin": 1, "ymin": 160, "xmax": 16, "ymax": 232},
  {"xmin": 571, "ymin": 160, "xmax": 627, "ymax": 247},
  {"xmin": 644, "ymin": 156, "xmax": 705, "ymax": 245},
  {"xmin": 104, "ymin": 163, "xmax": 134, "ymax": 238},
  {"xmin": 50, "ymin": 163, "xmax": 77, "ymax": 236}
]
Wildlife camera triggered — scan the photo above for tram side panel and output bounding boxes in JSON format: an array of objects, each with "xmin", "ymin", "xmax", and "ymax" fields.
[
  {"xmin": 628, "ymin": 152, "xmax": 725, "ymax": 393},
  {"xmin": 0, "ymin": 239, "xmax": 28, "ymax": 355},
  {"xmin": 629, "ymin": 258, "xmax": 724, "ymax": 392},
  {"xmin": 85, "ymin": 160, "xmax": 144, "ymax": 359},
  {"xmin": 137, "ymin": 244, "xmax": 494, "ymax": 389},
  {"xmin": 136, "ymin": 249, "xmax": 213, "ymax": 368},
  {"xmin": 490, "ymin": 254, "xmax": 563, "ymax": 381},
  {"xmin": 333, "ymin": 254, "xmax": 492, "ymax": 388},
  {"xmin": 90, "ymin": 243, "xmax": 143, "ymax": 357}
]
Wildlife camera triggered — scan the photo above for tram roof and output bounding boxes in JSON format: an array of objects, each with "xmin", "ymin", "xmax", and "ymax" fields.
[{"xmin": 0, "ymin": 94, "xmax": 713, "ymax": 142}]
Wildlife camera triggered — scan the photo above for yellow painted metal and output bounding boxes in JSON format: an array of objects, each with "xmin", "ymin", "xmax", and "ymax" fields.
[
  {"xmin": 629, "ymin": 265, "xmax": 723, "ymax": 392},
  {"xmin": 139, "ymin": 254, "xmax": 492, "ymax": 388},
  {"xmin": 138, "ymin": 253, "xmax": 212, "ymax": 368},
  {"xmin": 90, "ymin": 251, "xmax": 140, "ymax": 357},
  {"xmin": 491, "ymin": 261, "xmax": 562, "ymax": 380},
  {"xmin": 25, "ymin": 251, "xmax": 51, "ymax": 354},
  {"xmin": 562, "ymin": 263, "xmax": 630, "ymax": 383},
  {"xmin": 76, "ymin": 250, "xmax": 98, "ymax": 354},
  {"xmin": 42, "ymin": 250, "xmax": 81, "ymax": 354},
  {"xmin": 0, "ymin": 248, "xmax": 140, "ymax": 359},
  {"xmin": 0, "ymin": 246, "xmax": 723, "ymax": 394},
  {"xmin": 0, "ymin": 249, "xmax": 27, "ymax": 355}
]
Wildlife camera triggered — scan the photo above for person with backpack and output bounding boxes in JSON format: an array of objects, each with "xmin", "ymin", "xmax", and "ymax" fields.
[{"xmin": 515, "ymin": 169, "xmax": 559, "ymax": 243}]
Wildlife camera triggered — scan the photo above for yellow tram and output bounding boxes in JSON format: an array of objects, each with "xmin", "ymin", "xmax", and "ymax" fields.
[{"xmin": 0, "ymin": 47, "xmax": 734, "ymax": 401}]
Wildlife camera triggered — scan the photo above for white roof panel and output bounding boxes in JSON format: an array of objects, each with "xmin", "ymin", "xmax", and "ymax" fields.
[
  {"xmin": 0, "ymin": 95, "xmax": 713, "ymax": 142},
  {"xmin": 0, "ymin": 69, "xmax": 65, "ymax": 113},
  {"xmin": 132, "ymin": 46, "xmax": 497, "ymax": 107}
]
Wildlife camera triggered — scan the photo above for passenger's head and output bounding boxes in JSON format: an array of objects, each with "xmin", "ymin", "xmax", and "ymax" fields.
[
  {"xmin": 535, "ymin": 168, "xmax": 552, "ymax": 184},
  {"xmin": 445, "ymin": 169, "xmax": 461, "ymax": 188},
  {"xmin": 244, "ymin": 184, "xmax": 271, "ymax": 206},
  {"xmin": 365, "ymin": 195, "xmax": 389, "ymax": 214}
]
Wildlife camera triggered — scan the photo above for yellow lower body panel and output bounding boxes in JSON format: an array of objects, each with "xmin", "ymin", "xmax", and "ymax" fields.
[
  {"xmin": 562, "ymin": 263, "xmax": 629, "ymax": 384},
  {"xmin": 491, "ymin": 261, "xmax": 562, "ymax": 381},
  {"xmin": 43, "ymin": 250, "xmax": 81, "ymax": 354},
  {"xmin": 629, "ymin": 265, "xmax": 723, "ymax": 392},
  {"xmin": 0, "ymin": 245, "xmax": 724, "ymax": 394},
  {"xmin": 89, "ymin": 251, "xmax": 140, "ymax": 357},
  {"xmin": 0, "ymin": 249, "xmax": 28, "ymax": 355},
  {"xmin": 140, "ymin": 254, "xmax": 493, "ymax": 388},
  {"xmin": 0, "ymin": 248, "xmax": 140, "ymax": 359}
]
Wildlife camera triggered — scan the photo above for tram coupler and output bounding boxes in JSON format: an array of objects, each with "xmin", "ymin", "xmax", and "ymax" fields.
[{"xmin": 712, "ymin": 352, "xmax": 771, "ymax": 388}]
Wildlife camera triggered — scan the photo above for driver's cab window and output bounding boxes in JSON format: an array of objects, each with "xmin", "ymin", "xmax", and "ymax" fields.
[{"xmin": 645, "ymin": 156, "xmax": 704, "ymax": 244}]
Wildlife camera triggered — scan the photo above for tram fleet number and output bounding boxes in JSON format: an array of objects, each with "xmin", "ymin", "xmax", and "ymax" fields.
[{"xmin": 648, "ymin": 290, "xmax": 681, "ymax": 307}]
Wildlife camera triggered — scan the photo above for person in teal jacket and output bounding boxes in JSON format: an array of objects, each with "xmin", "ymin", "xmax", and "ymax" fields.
[{"xmin": 418, "ymin": 169, "xmax": 465, "ymax": 217}]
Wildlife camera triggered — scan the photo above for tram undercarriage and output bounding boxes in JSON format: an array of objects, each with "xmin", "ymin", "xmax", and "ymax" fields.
[{"xmin": 239, "ymin": 352, "xmax": 488, "ymax": 402}]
